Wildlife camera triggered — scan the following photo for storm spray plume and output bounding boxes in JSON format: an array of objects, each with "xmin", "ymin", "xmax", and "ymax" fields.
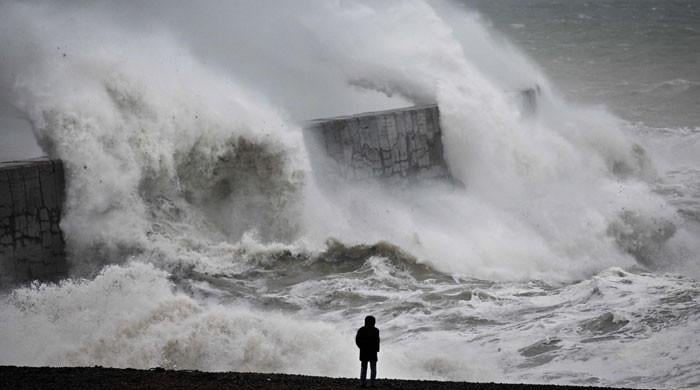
[{"xmin": 1, "ymin": 1, "xmax": 699, "ymax": 388}]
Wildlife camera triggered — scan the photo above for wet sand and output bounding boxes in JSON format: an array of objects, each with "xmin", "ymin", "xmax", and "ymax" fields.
[{"xmin": 0, "ymin": 366, "xmax": 630, "ymax": 389}]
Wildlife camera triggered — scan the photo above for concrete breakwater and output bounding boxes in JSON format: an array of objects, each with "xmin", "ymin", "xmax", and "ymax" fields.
[
  {"xmin": 304, "ymin": 104, "xmax": 450, "ymax": 183},
  {"xmin": 0, "ymin": 158, "xmax": 67, "ymax": 285},
  {"xmin": 0, "ymin": 105, "xmax": 450, "ymax": 284}
]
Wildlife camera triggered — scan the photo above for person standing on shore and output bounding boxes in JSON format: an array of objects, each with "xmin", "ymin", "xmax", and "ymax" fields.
[{"xmin": 355, "ymin": 315, "xmax": 380, "ymax": 387}]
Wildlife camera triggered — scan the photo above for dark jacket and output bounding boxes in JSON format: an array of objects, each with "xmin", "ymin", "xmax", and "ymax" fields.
[{"xmin": 355, "ymin": 325, "xmax": 380, "ymax": 362}]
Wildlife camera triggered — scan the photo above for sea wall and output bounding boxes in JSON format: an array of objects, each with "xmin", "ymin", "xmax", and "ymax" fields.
[
  {"xmin": 304, "ymin": 104, "xmax": 450, "ymax": 183},
  {"xmin": 0, "ymin": 105, "xmax": 452, "ymax": 284},
  {"xmin": 0, "ymin": 158, "xmax": 67, "ymax": 285}
]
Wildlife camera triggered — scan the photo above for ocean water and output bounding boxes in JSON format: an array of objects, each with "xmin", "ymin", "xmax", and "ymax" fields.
[{"xmin": 0, "ymin": 1, "xmax": 699, "ymax": 388}]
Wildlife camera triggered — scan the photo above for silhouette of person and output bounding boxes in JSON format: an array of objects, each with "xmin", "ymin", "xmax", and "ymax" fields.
[{"xmin": 355, "ymin": 315, "xmax": 380, "ymax": 387}]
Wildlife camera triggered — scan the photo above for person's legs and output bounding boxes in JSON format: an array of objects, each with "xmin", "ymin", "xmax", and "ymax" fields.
[
  {"xmin": 360, "ymin": 360, "xmax": 368, "ymax": 386},
  {"xmin": 370, "ymin": 361, "xmax": 377, "ymax": 385}
]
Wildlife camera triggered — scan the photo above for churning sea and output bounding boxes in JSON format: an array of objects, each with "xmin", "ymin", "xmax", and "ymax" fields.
[{"xmin": 1, "ymin": 1, "xmax": 699, "ymax": 389}]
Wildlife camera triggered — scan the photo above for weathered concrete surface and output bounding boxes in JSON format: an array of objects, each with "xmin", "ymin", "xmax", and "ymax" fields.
[
  {"xmin": 305, "ymin": 104, "xmax": 450, "ymax": 183},
  {"xmin": 0, "ymin": 158, "xmax": 67, "ymax": 285}
]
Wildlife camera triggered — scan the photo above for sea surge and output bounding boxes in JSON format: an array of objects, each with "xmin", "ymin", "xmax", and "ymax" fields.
[{"xmin": 0, "ymin": 1, "xmax": 699, "ymax": 388}]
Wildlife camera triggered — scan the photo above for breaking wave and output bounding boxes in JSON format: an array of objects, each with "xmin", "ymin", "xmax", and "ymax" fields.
[{"xmin": 1, "ymin": 0, "xmax": 699, "ymax": 387}]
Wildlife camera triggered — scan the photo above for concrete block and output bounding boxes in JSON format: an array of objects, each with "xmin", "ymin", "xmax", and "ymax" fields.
[
  {"xmin": 40, "ymin": 171, "xmax": 57, "ymax": 208},
  {"xmin": 10, "ymin": 178, "xmax": 27, "ymax": 215},
  {"xmin": 0, "ymin": 159, "xmax": 67, "ymax": 285},
  {"xmin": 305, "ymin": 105, "xmax": 450, "ymax": 183},
  {"xmin": 39, "ymin": 208, "xmax": 49, "ymax": 221}
]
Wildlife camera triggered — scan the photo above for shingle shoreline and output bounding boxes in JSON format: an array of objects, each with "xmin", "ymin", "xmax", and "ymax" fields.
[{"xmin": 0, "ymin": 366, "xmax": 632, "ymax": 390}]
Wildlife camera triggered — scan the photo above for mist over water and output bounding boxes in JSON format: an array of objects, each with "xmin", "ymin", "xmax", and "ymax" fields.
[{"xmin": 1, "ymin": 1, "xmax": 699, "ymax": 388}]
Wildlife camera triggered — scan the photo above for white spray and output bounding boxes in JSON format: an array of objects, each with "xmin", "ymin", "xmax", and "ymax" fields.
[{"xmin": 0, "ymin": 0, "xmax": 695, "ymax": 384}]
